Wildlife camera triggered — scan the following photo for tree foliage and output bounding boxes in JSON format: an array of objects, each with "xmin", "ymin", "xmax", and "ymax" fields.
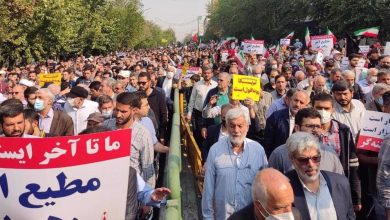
[
  {"xmin": 205, "ymin": 0, "xmax": 389, "ymax": 43},
  {"xmin": 0, "ymin": 0, "xmax": 176, "ymax": 67}
]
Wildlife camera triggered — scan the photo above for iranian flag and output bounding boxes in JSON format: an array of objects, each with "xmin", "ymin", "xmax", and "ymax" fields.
[
  {"xmin": 233, "ymin": 51, "xmax": 246, "ymax": 70},
  {"xmin": 305, "ymin": 27, "xmax": 311, "ymax": 47},
  {"xmin": 285, "ymin": 31, "xmax": 295, "ymax": 39},
  {"xmin": 250, "ymin": 34, "xmax": 255, "ymax": 40},
  {"xmin": 354, "ymin": 27, "xmax": 380, "ymax": 38},
  {"xmin": 192, "ymin": 33, "xmax": 198, "ymax": 43},
  {"xmin": 326, "ymin": 27, "xmax": 337, "ymax": 44}
]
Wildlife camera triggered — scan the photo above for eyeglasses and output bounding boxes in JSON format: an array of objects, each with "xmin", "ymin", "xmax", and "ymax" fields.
[
  {"xmin": 9, "ymin": 92, "xmax": 20, "ymax": 95},
  {"xmin": 301, "ymin": 124, "xmax": 321, "ymax": 130},
  {"xmin": 295, "ymin": 155, "xmax": 321, "ymax": 164},
  {"xmin": 137, "ymin": 81, "xmax": 148, "ymax": 86}
]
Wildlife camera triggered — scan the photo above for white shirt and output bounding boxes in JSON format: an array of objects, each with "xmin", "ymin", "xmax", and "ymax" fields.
[
  {"xmin": 296, "ymin": 78, "xmax": 310, "ymax": 90},
  {"xmin": 187, "ymin": 79, "xmax": 217, "ymax": 116},
  {"xmin": 39, "ymin": 108, "xmax": 54, "ymax": 133},
  {"xmin": 64, "ymin": 99, "xmax": 99, "ymax": 134},
  {"xmin": 332, "ymin": 99, "xmax": 366, "ymax": 140},
  {"xmin": 300, "ymin": 173, "xmax": 337, "ymax": 220}
]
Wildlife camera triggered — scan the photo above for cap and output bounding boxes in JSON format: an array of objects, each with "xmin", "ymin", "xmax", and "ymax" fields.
[
  {"xmin": 118, "ymin": 70, "xmax": 131, "ymax": 78},
  {"xmin": 19, "ymin": 79, "xmax": 35, "ymax": 87},
  {"xmin": 67, "ymin": 86, "xmax": 89, "ymax": 98},
  {"xmin": 0, "ymin": 70, "xmax": 6, "ymax": 75},
  {"xmin": 87, "ymin": 113, "xmax": 105, "ymax": 123}
]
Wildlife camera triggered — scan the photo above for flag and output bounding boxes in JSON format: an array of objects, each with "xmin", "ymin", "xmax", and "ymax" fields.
[
  {"xmin": 233, "ymin": 51, "xmax": 246, "ymax": 70},
  {"xmin": 354, "ymin": 26, "xmax": 380, "ymax": 38},
  {"xmin": 326, "ymin": 27, "xmax": 337, "ymax": 44},
  {"xmin": 305, "ymin": 27, "xmax": 311, "ymax": 47},
  {"xmin": 250, "ymin": 33, "xmax": 255, "ymax": 40},
  {"xmin": 216, "ymin": 37, "xmax": 237, "ymax": 50},
  {"xmin": 192, "ymin": 33, "xmax": 198, "ymax": 43},
  {"xmin": 285, "ymin": 31, "xmax": 294, "ymax": 39}
]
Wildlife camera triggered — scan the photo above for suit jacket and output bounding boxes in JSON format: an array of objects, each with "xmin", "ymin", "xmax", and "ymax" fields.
[
  {"xmin": 286, "ymin": 170, "xmax": 355, "ymax": 220},
  {"xmin": 228, "ymin": 203, "xmax": 302, "ymax": 220},
  {"xmin": 264, "ymin": 108, "xmax": 290, "ymax": 157},
  {"xmin": 49, "ymin": 110, "xmax": 74, "ymax": 136}
]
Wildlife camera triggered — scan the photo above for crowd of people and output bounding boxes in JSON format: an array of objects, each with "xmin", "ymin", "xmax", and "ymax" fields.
[{"xmin": 0, "ymin": 41, "xmax": 390, "ymax": 220}]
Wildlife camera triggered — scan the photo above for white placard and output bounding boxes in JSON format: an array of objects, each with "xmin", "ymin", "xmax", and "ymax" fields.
[
  {"xmin": 311, "ymin": 35, "xmax": 334, "ymax": 57},
  {"xmin": 359, "ymin": 45, "xmax": 370, "ymax": 56},
  {"xmin": 221, "ymin": 50, "xmax": 229, "ymax": 62},
  {"xmin": 280, "ymin": 38, "xmax": 291, "ymax": 46},
  {"xmin": 384, "ymin": 42, "xmax": 390, "ymax": 55},
  {"xmin": 242, "ymin": 40, "xmax": 265, "ymax": 54}
]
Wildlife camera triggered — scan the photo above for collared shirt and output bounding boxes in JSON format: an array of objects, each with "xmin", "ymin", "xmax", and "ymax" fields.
[
  {"xmin": 289, "ymin": 110, "xmax": 295, "ymax": 135},
  {"xmin": 39, "ymin": 108, "xmax": 54, "ymax": 133},
  {"xmin": 140, "ymin": 117, "xmax": 158, "ymax": 145},
  {"xmin": 64, "ymin": 99, "xmax": 99, "ymax": 134},
  {"xmin": 103, "ymin": 119, "xmax": 155, "ymax": 187},
  {"xmin": 377, "ymin": 135, "xmax": 390, "ymax": 208},
  {"xmin": 333, "ymin": 99, "xmax": 366, "ymax": 140},
  {"xmin": 266, "ymin": 97, "xmax": 288, "ymax": 119},
  {"xmin": 270, "ymin": 89, "xmax": 287, "ymax": 100},
  {"xmin": 358, "ymin": 79, "xmax": 375, "ymax": 103},
  {"xmin": 300, "ymin": 173, "xmax": 337, "ymax": 220},
  {"xmin": 187, "ymin": 79, "xmax": 217, "ymax": 116},
  {"xmin": 202, "ymin": 137, "xmax": 268, "ymax": 220},
  {"xmin": 320, "ymin": 120, "xmax": 341, "ymax": 156}
]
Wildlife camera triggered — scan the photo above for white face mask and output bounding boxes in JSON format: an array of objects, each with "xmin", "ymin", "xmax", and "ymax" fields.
[
  {"xmin": 272, "ymin": 64, "xmax": 278, "ymax": 69},
  {"xmin": 318, "ymin": 109, "xmax": 332, "ymax": 124},
  {"xmin": 101, "ymin": 109, "xmax": 113, "ymax": 118},
  {"xmin": 256, "ymin": 200, "xmax": 295, "ymax": 220},
  {"xmin": 369, "ymin": 76, "xmax": 377, "ymax": 83}
]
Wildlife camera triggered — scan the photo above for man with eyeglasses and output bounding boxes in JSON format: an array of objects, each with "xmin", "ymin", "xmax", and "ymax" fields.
[
  {"xmin": 9, "ymin": 85, "xmax": 27, "ymax": 108},
  {"xmin": 285, "ymin": 132, "xmax": 355, "ymax": 220}
]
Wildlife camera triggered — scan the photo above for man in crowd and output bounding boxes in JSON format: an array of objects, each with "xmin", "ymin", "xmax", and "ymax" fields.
[
  {"xmin": 270, "ymin": 75, "xmax": 288, "ymax": 100},
  {"xmin": 202, "ymin": 108, "xmax": 268, "ymax": 219}
]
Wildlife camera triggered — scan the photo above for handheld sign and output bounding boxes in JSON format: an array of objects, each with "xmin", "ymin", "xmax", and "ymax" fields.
[
  {"xmin": 221, "ymin": 50, "xmax": 229, "ymax": 62},
  {"xmin": 280, "ymin": 38, "xmax": 291, "ymax": 46},
  {"xmin": 232, "ymin": 75, "xmax": 261, "ymax": 101},
  {"xmin": 356, "ymin": 111, "xmax": 390, "ymax": 152},
  {"xmin": 310, "ymin": 35, "xmax": 334, "ymax": 57},
  {"xmin": 39, "ymin": 73, "xmax": 62, "ymax": 87},
  {"xmin": 384, "ymin": 42, "xmax": 390, "ymax": 56},
  {"xmin": 359, "ymin": 45, "xmax": 370, "ymax": 56},
  {"xmin": 242, "ymin": 40, "xmax": 265, "ymax": 55},
  {"xmin": 0, "ymin": 129, "xmax": 132, "ymax": 219}
]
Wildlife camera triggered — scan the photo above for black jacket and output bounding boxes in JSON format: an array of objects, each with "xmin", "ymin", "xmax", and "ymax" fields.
[
  {"xmin": 147, "ymin": 88, "xmax": 168, "ymax": 139},
  {"xmin": 228, "ymin": 203, "xmax": 302, "ymax": 220},
  {"xmin": 264, "ymin": 108, "xmax": 290, "ymax": 157}
]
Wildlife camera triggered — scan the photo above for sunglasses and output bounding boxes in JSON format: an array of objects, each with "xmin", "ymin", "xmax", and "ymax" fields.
[
  {"xmin": 295, "ymin": 155, "xmax": 321, "ymax": 165},
  {"xmin": 137, "ymin": 81, "xmax": 148, "ymax": 86}
]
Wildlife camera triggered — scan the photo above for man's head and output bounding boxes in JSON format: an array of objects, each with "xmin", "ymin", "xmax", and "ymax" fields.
[
  {"xmin": 349, "ymin": 53, "xmax": 362, "ymax": 68},
  {"xmin": 117, "ymin": 70, "xmax": 130, "ymax": 85},
  {"xmin": 330, "ymin": 68, "xmax": 342, "ymax": 83},
  {"xmin": 342, "ymin": 70, "xmax": 355, "ymax": 86},
  {"xmin": 372, "ymin": 83, "xmax": 390, "ymax": 106},
  {"xmin": 312, "ymin": 93, "xmax": 334, "ymax": 124},
  {"xmin": 366, "ymin": 68, "xmax": 379, "ymax": 84},
  {"xmin": 287, "ymin": 132, "xmax": 321, "ymax": 182},
  {"xmin": 86, "ymin": 113, "xmax": 105, "ymax": 129},
  {"xmin": 28, "ymin": 72, "xmax": 37, "ymax": 82},
  {"xmin": 97, "ymin": 95, "xmax": 114, "ymax": 118},
  {"xmin": 100, "ymin": 78, "xmax": 115, "ymax": 96},
  {"xmin": 202, "ymin": 66, "xmax": 213, "ymax": 82},
  {"xmin": 313, "ymin": 75, "xmax": 326, "ymax": 93},
  {"xmin": 289, "ymin": 90, "xmax": 309, "ymax": 116},
  {"xmin": 275, "ymin": 75, "xmax": 286, "ymax": 92},
  {"xmin": 129, "ymin": 72, "xmax": 138, "ymax": 88},
  {"xmin": 24, "ymin": 86, "xmax": 38, "ymax": 109},
  {"xmin": 378, "ymin": 71, "xmax": 390, "ymax": 85},
  {"xmin": 114, "ymin": 92, "xmax": 134, "ymax": 127},
  {"xmin": 10, "ymin": 85, "xmax": 25, "ymax": 101},
  {"xmin": 89, "ymin": 81, "xmax": 102, "ymax": 100},
  {"xmin": 66, "ymin": 86, "xmax": 89, "ymax": 109},
  {"xmin": 295, "ymin": 71, "xmax": 305, "ymax": 82},
  {"xmin": 220, "ymin": 104, "xmax": 233, "ymax": 128},
  {"xmin": 225, "ymin": 108, "xmax": 250, "ymax": 146},
  {"xmin": 82, "ymin": 65, "xmax": 94, "ymax": 80},
  {"xmin": 305, "ymin": 65, "xmax": 318, "ymax": 77},
  {"xmin": 137, "ymin": 72, "xmax": 151, "ymax": 92},
  {"xmin": 23, "ymin": 108, "xmax": 39, "ymax": 135},
  {"xmin": 0, "ymin": 99, "xmax": 25, "ymax": 137},
  {"xmin": 382, "ymin": 91, "xmax": 390, "ymax": 113},
  {"xmin": 131, "ymin": 91, "xmax": 150, "ymax": 118},
  {"xmin": 281, "ymin": 64, "xmax": 293, "ymax": 80},
  {"xmin": 252, "ymin": 168, "xmax": 294, "ymax": 220},
  {"xmin": 294, "ymin": 108, "xmax": 322, "ymax": 137},
  {"xmin": 379, "ymin": 55, "xmax": 390, "ymax": 69},
  {"xmin": 332, "ymin": 80, "xmax": 353, "ymax": 107},
  {"xmin": 217, "ymin": 72, "xmax": 231, "ymax": 91},
  {"xmin": 35, "ymin": 88, "xmax": 54, "ymax": 112},
  {"xmin": 113, "ymin": 81, "xmax": 125, "ymax": 94}
]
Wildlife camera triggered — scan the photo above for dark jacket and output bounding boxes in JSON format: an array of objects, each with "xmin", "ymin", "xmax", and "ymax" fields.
[
  {"xmin": 331, "ymin": 119, "xmax": 361, "ymax": 205},
  {"xmin": 352, "ymin": 83, "xmax": 365, "ymax": 103},
  {"xmin": 286, "ymin": 170, "xmax": 355, "ymax": 220},
  {"xmin": 228, "ymin": 203, "xmax": 302, "ymax": 220},
  {"xmin": 147, "ymin": 88, "xmax": 168, "ymax": 139},
  {"xmin": 49, "ymin": 110, "xmax": 74, "ymax": 136},
  {"xmin": 156, "ymin": 76, "xmax": 177, "ymax": 102},
  {"xmin": 264, "ymin": 108, "xmax": 290, "ymax": 157},
  {"xmin": 202, "ymin": 87, "xmax": 223, "ymax": 128}
]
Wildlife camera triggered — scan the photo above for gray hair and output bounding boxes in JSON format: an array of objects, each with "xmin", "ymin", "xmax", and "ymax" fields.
[
  {"xmin": 37, "ymin": 88, "xmax": 55, "ymax": 102},
  {"xmin": 286, "ymin": 132, "xmax": 320, "ymax": 157},
  {"xmin": 295, "ymin": 71, "xmax": 305, "ymax": 78},
  {"xmin": 219, "ymin": 72, "xmax": 231, "ymax": 82},
  {"xmin": 372, "ymin": 83, "xmax": 390, "ymax": 96},
  {"xmin": 47, "ymin": 84, "xmax": 61, "ymax": 95},
  {"xmin": 342, "ymin": 70, "xmax": 354, "ymax": 78},
  {"xmin": 225, "ymin": 107, "xmax": 250, "ymax": 125}
]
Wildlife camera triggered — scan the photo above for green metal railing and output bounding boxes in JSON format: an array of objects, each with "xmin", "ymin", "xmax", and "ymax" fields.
[{"xmin": 164, "ymin": 89, "xmax": 182, "ymax": 220}]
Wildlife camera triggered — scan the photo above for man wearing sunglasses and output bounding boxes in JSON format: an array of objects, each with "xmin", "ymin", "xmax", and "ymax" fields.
[{"xmin": 285, "ymin": 132, "xmax": 355, "ymax": 220}]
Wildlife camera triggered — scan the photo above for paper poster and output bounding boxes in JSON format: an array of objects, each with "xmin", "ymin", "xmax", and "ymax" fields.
[
  {"xmin": 0, "ymin": 129, "xmax": 132, "ymax": 219},
  {"xmin": 39, "ymin": 73, "xmax": 62, "ymax": 87},
  {"xmin": 356, "ymin": 111, "xmax": 390, "ymax": 152},
  {"xmin": 340, "ymin": 57, "xmax": 350, "ymax": 70},
  {"xmin": 221, "ymin": 50, "xmax": 229, "ymax": 62},
  {"xmin": 175, "ymin": 64, "xmax": 200, "ymax": 79},
  {"xmin": 359, "ymin": 45, "xmax": 370, "ymax": 56},
  {"xmin": 242, "ymin": 40, "xmax": 265, "ymax": 55},
  {"xmin": 232, "ymin": 75, "xmax": 261, "ymax": 101},
  {"xmin": 384, "ymin": 42, "xmax": 390, "ymax": 55},
  {"xmin": 310, "ymin": 35, "xmax": 334, "ymax": 57},
  {"xmin": 280, "ymin": 38, "xmax": 291, "ymax": 46}
]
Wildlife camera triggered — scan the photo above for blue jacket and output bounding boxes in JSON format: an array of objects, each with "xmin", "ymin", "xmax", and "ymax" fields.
[{"xmin": 264, "ymin": 108, "xmax": 290, "ymax": 157}]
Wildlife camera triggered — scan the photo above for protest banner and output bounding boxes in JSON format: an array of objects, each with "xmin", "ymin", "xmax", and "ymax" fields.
[
  {"xmin": 39, "ymin": 73, "xmax": 62, "ymax": 87},
  {"xmin": 340, "ymin": 57, "xmax": 350, "ymax": 69},
  {"xmin": 359, "ymin": 45, "xmax": 370, "ymax": 56},
  {"xmin": 221, "ymin": 50, "xmax": 229, "ymax": 62},
  {"xmin": 241, "ymin": 40, "xmax": 265, "ymax": 55},
  {"xmin": 384, "ymin": 42, "xmax": 390, "ymax": 55},
  {"xmin": 0, "ymin": 129, "xmax": 132, "ymax": 219},
  {"xmin": 310, "ymin": 35, "xmax": 334, "ymax": 57},
  {"xmin": 356, "ymin": 111, "xmax": 390, "ymax": 152},
  {"xmin": 232, "ymin": 75, "xmax": 261, "ymax": 101},
  {"xmin": 174, "ymin": 65, "xmax": 200, "ymax": 79},
  {"xmin": 280, "ymin": 38, "xmax": 291, "ymax": 46}
]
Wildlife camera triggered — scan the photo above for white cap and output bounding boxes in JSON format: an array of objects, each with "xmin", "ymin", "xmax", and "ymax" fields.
[
  {"xmin": 19, "ymin": 79, "xmax": 35, "ymax": 87},
  {"xmin": 118, "ymin": 70, "xmax": 131, "ymax": 78}
]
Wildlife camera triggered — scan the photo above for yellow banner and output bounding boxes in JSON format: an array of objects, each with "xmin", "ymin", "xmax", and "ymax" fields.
[
  {"xmin": 39, "ymin": 73, "xmax": 62, "ymax": 87},
  {"xmin": 232, "ymin": 74, "xmax": 261, "ymax": 101}
]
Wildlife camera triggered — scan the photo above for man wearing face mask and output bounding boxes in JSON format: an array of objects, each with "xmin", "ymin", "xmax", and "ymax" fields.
[
  {"xmin": 35, "ymin": 88, "xmax": 74, "ymax": 136},
  {"xmin": 312, "ymin": 93, "xmax": 362, "ymax": 211},
  {"xmin": 365, "ymin": 83, "xmax": 390, "ymax": 112},
  {"xmin": 64, "ymin": 86, "xmax": 99, "ymax": 134},
  {"xmin": 97, "ymin": 95, "xmax": 114, "ymax": 119},
  {"xmin": 228, "ymin": 168, "xmax": 301, "ymax": 220},
  {"xmin": 358, "ymin": 68, "xmax": 378, "ymax": 101}
]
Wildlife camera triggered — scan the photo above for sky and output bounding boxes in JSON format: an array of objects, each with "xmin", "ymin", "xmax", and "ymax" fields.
[{"xmin": 141, "ymin": 0, "xmax": 209, "ymax": 41}]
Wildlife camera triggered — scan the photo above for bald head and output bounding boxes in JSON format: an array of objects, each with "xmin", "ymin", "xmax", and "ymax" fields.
[{"xmin": 295, "ymin": 71, "xmax": 305, "ymax": 82}]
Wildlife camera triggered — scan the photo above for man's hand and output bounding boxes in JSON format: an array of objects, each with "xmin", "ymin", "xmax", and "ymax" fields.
[
  {"xmin": 243, "ymin": 98, "xmax": 255, "ymax": 108},
  {"xmin": 151, "ymin": 187, "xmax": 171, "ymax": 202},
  {"xmin": 209, "ymin": 95, "xmax": 218, "ymax": 106},
  {"xmin": 201, "ymin": 128, "xmax": 207, "ymax": 139},
  {"xmin": 186, "ymin": 115, "xmax": 191, "ymax": 122},
  {"xmin": 353, "ymin": 204, "xmax": 362, "ymax": 212}
]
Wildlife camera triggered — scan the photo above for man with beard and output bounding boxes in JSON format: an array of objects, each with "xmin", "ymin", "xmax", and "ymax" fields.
[
  {"xmin": 285, "ymin": 132, "xmax": 355, "ymax": 220},
  {"xmin": 378, "ymin": 55, "xmax": 390, "ymax": 71},
  {"xmin": 102, "ymin": 92, "xmax": 155, "ymax": 188},
  {"xmin": 0, "ymin": 99, "xmax": 35, "ymax": 137},
  {"xmin": 202, "ymin": 108, "xmax": 268, "ymax": 220}
]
